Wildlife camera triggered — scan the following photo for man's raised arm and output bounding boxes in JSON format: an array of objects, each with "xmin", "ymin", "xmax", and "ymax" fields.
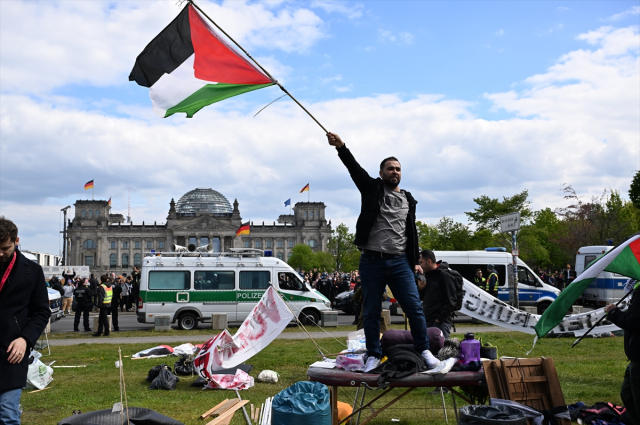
[{"xmin": 326, "ymin": 132, "xmax": 374, "ymax": 192}]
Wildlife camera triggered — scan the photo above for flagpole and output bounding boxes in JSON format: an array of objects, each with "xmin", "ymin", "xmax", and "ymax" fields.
[
  {"xmin": 92, "ymin": 182, "xmax": 94, "ymax": 201},
  {"xmin": 187, "ymin": 0, "xmax": 329, "ymax": 134}
]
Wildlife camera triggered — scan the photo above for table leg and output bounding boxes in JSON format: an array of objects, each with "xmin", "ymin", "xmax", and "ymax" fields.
[
  {"xmin": 331, "ymin": 385, "xmax": 339, "ymax": 425},
  {"xmin": 450, "ymin": 389, "xmax": 458, "ymax": 423},
  {"xmin": 355, "ymin": 387, "xmax": 367, "ymax": 425},
  {"xmin": 440, "ymin": 387, "xmax": 448, "ymax": 423}
]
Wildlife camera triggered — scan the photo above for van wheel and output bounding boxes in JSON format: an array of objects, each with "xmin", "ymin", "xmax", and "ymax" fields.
[
  {"xmin": 537, "ymin": 302, "xmax": 551, "ymax": 315},
  {"xmin": 177, "ymin": 312, "xmax": 198, "ymax": 330},
  {"xmin": 300, "ymin": 310, "xmax": 320, "ymax": 326}
]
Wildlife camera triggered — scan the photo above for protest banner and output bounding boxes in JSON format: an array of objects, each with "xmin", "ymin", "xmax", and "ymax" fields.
[{"xmin": 194, "ymin": 286, "xmax": 294, "ymax": 380}]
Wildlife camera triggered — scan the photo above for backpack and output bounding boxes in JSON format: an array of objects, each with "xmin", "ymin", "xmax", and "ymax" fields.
[
  {"xmin": 371, "ymin": 344, "xmax": 426, "ymax": 388},
  {"xmin": 442, "ymin": 268, "xmax": 465, "ymax": 311}
]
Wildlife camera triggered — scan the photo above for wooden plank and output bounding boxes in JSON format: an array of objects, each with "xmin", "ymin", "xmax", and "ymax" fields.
[
  {"xmin": 542, "ymin": 357, "xmax": 570, "ymax": 425},
  {"xmin": 201, "ymin": 399, "xmax": 230, "ymax": 419},
  {"xmin": 206, "ymin": 400, "xmax": 249, "ymax": 425},
  {"xmin": 330, "ymin": 385, "xmax": 339, "ymax": 425},
  {"xmin": 210, "ymin": 399, "xmax": 240, "ymax": 417},
  {"xmin": 482, "ymin": 360, "xmax": 502, "ymax": 399}
]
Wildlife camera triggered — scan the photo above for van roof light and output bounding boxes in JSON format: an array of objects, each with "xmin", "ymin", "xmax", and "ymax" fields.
[{"xmin": 485, "ymin": 247, "xmax": 507, "ymax": 252}]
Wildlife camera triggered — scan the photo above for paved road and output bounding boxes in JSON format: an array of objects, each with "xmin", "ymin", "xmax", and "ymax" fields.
[{"xmin": 49, "ymin": 310, "xmax": 410, "ymax": 333}]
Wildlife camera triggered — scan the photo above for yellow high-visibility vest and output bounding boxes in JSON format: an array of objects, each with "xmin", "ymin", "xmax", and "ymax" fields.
[{"xmin": 101, "ymin": 284, "xmax": 113, "ymax": 304}]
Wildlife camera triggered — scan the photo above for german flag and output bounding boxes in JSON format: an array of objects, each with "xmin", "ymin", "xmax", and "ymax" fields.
[
  {"xmin": 107, "ymin": 197, "xmax": 112, "ymax": 206},
  {"xmin": 299, "ymin": 183, "xmax": 309, "ymax": 193},
  {"xmin": 236, "ymin": 222, "xmax": 250, "ymax": 237},
  {"xmin": 84, "ymin": 180, "xmax": 94, "ymax": 190}
]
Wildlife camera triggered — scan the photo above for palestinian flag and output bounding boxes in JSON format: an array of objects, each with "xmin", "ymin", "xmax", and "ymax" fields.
[
  {"xmin": 535, "ymin": 233, "xmax": 640, "ymax": 338},
  {"xmin": 236, "ymin": 222, "xmax": 250, "ymax": 237},
  {"xmin": 129, "ymin": 4, "xmax": 275, "ymax": 118}
]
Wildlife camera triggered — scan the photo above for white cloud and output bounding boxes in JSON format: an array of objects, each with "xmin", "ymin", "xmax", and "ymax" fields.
[
  {"xmin": 321, "ymin": 75, "xmax": 343, "ymax": 84},
  {"xmin": 310, "ymin": 1, "xmax": 364, "ymax": 19},
  {"xmin": 604, "ymin": 6, "xmax": 640, "ymax": 22},
  {"xmin": 0, "ymin": 0, "xmax": 325, "ymax": 94},
  {"xmin": 556, "ymin": 7, "xmax": 570, "ymax": 12},
  {"xmin": 334, "ymin": 85, "xmax": 352, "ymax": 93},
  {"xmin": 495, "ymin": 29, "xmax": 505, "ymax": 36},
  {"xmin": 378, "ymin": 29, "xmax": 414, "ymax": 44}
]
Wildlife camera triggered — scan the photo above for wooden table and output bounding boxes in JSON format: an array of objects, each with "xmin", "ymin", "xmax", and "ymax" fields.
[{"xmin": 307, "ymin": 367, "xmax": 486, "ymax": 425}]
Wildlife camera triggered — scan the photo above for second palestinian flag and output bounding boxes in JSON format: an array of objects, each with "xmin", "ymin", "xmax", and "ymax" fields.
[{"xmin": 129, "ymin": 4, "xmax": 275, "ymax": 118}]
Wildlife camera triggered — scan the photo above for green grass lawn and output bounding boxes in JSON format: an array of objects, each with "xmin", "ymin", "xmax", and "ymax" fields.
[{"xmin": 22, "ymin": 331, "xmax": 627, "ymax": 425}]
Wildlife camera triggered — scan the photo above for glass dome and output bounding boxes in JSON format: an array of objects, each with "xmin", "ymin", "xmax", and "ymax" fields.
[{"xmin": 175, "ymin": 188, "xmax": 233, "ymax": 216}]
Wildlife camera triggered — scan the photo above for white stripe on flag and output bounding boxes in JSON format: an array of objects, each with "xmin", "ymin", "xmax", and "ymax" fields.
[{"xmin": 149, "ymin": 54, "xmax": 217, "ymax": 117}]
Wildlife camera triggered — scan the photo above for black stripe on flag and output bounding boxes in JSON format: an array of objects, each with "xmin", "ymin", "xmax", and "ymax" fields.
[{"xmin": 129, "ymin": 5, "xmax": 194, "ymax": 88}]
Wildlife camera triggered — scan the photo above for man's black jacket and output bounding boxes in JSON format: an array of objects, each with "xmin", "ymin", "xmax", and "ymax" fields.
[
  {"xmin": 73, "ymin": 284, "xmax": 94, "ymax": 307},
  {"xmin": 0, "ymin": 249, "xmax": 51, "ymax": 391},
  {"xmin": 608, "ymin": 287, "xmax": 639, "ymax": 363},
  {"xmin": 419, "ymin": 265, "xmax": 457, "ymax": 324},
  {"xmin": 336, "ymin": 145, "xmax": 420, "ymax": 270}
]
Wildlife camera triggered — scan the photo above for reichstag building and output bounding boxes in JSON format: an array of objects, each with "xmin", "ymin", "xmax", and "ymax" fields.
[{"xmin": 66, "ymin": 188, "xmax": 332, "ymax": 275}]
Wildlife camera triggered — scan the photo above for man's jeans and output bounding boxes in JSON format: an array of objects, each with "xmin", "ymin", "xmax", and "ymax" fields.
[
  {"xmin": 359, "ymin": 252, "xmax": 429, "ymax": 359},
  {"xmin": 428, "ymin": 319, "xmax": 452, "ymax": 340},
  {"xmin": 621, "ymin": 361, "xmax": 640, "ymax": 425},
  {"xmin": 0, "ymin": 388, "xmax": 22, "ymax": 425}
]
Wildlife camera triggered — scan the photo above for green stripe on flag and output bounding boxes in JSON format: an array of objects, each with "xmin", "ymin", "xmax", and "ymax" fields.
[
  {"xmin": 534, "ymin": 276, "xmax": 596, "ymax": 338},
  {"xmin": 166, "ymin": 82, "xmax": 275, "ymax": 118}
]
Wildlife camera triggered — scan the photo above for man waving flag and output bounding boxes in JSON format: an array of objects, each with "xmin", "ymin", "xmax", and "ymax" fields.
[{"xmin": 129, "ymin": 3, "xmax": 275, "ymax": 118}]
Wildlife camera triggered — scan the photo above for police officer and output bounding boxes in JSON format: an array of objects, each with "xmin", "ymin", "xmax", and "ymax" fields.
[
  {"xmin": 73, "ymin": 279, "xmax": 93, "ymax": 332},
  {"xmin": 318, "ymin": 273, "xmax": 333, "ymax": 302},
  {"xmin": 93, "ymin": 276, "xmax": 112, "ymax": 337},
  {"xmin": 486, "ymin": 264, "xmax": 499, "ymax": 297},
  {"xmin": 474, "ymin": 269, "xmax": 486, "ymax": 289}
]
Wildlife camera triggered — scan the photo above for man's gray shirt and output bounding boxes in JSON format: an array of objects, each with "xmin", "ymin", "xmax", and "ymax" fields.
[{"xmin": 362, "ymin": 187, "xmax": 408, "ymax": 254}]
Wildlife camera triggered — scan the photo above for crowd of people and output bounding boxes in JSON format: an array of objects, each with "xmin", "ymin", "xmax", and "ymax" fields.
[
  {"xmin": 46, "ymin": 267, "xmax": 142, "ymax": 334},
  {"xmin": 299, "ymin": 268, "xmax": 359, "ymax": 302},
  {"xmin": 537, "ymin": 265, "xmax": 576, "ymax": 291}
]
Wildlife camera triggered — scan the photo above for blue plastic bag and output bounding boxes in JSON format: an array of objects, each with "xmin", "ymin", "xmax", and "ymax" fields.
[{"xmin": 271, "ymin": 381, "xmax": 331, "ymax": 425}]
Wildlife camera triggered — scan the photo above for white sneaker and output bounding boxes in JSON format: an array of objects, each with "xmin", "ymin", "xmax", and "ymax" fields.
[
  {"xmin": 363, "ymin": 356, "xmax": 380, "ymax": 373},
  {"xmin": 422, "ymin": 350, "xmax": 441, "ymax": 369}
]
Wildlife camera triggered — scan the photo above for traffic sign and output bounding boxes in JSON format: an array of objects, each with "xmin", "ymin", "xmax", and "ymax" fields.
[{"xmin": 500, "ymin": 212, "xmax": 521, "ymax": 233}]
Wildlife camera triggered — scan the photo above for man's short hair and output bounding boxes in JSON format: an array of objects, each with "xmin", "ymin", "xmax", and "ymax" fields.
[
  {"xmin": 0, "ymin": 216, "xmax": 18, "ymax": 243},
  {"xmin": 420, "ymin": 249, "xmax": 436, "ymax": 263},
  {"xmin": 380, "ymin": 156, "xmax": 400, "ymax": 171},
  {"xmin": 476, "ymin": 269, "xmax": 482, "ymax": 273}
]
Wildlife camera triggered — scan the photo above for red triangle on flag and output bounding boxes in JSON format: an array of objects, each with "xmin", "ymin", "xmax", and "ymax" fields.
[{"xmin": 189, "ymin": 6, "xmax": 273, "ymax": 85}]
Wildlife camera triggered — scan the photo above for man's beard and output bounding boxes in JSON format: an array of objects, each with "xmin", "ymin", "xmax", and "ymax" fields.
[{"xmin": 382, "ymin": 176, "xmax": 400, "ymax": 189}]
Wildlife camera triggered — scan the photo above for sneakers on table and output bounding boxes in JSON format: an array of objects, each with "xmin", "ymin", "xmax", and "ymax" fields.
[
  {"xmin": 363, "ymin": 356, "xmax": 380, "ymax": 373},
  {"xmin": 422, "ymin": 350, "xmax": 441, "ymax": 369}
]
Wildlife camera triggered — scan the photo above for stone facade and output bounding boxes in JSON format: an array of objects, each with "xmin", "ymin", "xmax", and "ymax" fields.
[{"xmin": 66, "ymin": 189, "xmax": 331, "ymax": 276}]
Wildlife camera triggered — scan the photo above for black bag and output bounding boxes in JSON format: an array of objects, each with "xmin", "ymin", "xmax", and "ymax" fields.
[
  {"xmin": 458, "ymin": 405, "xmax": 528, "ymax": 425},
  {"xmin": 146, "ymin": 364, "xmax": 171, "ymax": 382},
  {"xmin": 57, "ymin": 407, "xmax": 185, "ymax": 425},
  {"xmin": 149, "ymin": 367, "xmax": 179, "ymax": 390},
  {"xmin": 372, "ymin": 344, "xmax": 426, "ymax": 387},
  {"xmin": 443, "ymin": 268, "xmax": 465, "ymax": 311},
  {"xmin": 173, "ymin": 356, "xmax": 194, "ymax": 376}
]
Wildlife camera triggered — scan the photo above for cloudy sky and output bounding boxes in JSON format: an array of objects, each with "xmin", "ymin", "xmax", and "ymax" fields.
[{"xmin": 1, "ymin": 0, "xmax": 638, "ymax": 257}]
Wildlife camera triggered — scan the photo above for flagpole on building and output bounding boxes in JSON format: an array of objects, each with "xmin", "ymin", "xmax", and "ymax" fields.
[
  {"xmin": 188, "ymin": 0, "xmax": 329, "ymax": 134},
  {"xmin": 92, "ymin": 182, "xmax": 94, "ymax": 201}
]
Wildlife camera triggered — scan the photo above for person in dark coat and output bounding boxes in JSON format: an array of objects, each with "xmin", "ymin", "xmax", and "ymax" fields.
[
  {"xmin": 417, "ymin": 250, "xmax": 456, "ymax": 339},
  {"xmin": 88, "ymin": 273, "xmax": 99, "ymax": 310},
  {"xmin": 110, "ymin": 275, "xmax": 122, "ymax": 331},
  {"xmin": 0, "ymin": 217, "xmax": 51, "ymax": 425},
  {"xmin": 606, "ymin": 279, "xmax": 639, "ymax": 425},
  {"xmin": 73, "ymin": 279, "xmax": 93, "ymax": 332},
  {"xmin": 327, "ymin": 132, "xmax": 434, "ymax": 373}
]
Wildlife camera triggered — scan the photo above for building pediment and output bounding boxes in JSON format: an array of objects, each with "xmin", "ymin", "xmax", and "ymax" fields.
[{"xmin": 172, "ymin": 215, "xmax": 236, "ymax": 232}]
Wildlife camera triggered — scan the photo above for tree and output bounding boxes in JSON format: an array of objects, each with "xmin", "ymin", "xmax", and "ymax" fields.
[
  {"xmin": 328, "ymin": 223, "xmax": 358, "ymax": 271},
  {"xmin": 630, "ymin": 170, "xmax": 640, "ymax": 209},
  {"xmin": 416, "ymin": 221, "xmax": 439, "ymax": 250},
  {"xmin": 313, "ymin": 251, "xmax": 336, "ymax": 272},
  {"xmin": 287, "ymin": 244, "xmax": 316, "ymax": 271},
  {"xmin": 465, "ymin": 190, "xmax": 532, "ymax": 232}
]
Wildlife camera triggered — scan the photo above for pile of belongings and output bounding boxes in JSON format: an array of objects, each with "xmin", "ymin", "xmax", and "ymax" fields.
[
  {"xmin": 132, "ymin": 343, "xmax": 200, "ymax": 359},
  {"xmin": 568, "ymin": 401, "xmax": 631, "ymax": 425}
]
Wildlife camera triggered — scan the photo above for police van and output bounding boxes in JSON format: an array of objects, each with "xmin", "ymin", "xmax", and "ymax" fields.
[
  {"xmin": 576, "ymin": 245, "xmax": 628, "ymax": 306},
  {"xmin": 434, "ymin": 248, "xmax": 560, "ymax": 314},
  {"xmin": 136, "ymin": 247, "xmax": 331, "ymax": 330}
]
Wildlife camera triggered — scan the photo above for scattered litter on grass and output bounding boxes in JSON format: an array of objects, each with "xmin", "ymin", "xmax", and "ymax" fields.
[
  {"xmin": 52, "ymin": 365, "xmax": 87, "ymax": 368},
  {"xmin": 132, "ymin": 345, "xmax": 174, "ymax": 358}
]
